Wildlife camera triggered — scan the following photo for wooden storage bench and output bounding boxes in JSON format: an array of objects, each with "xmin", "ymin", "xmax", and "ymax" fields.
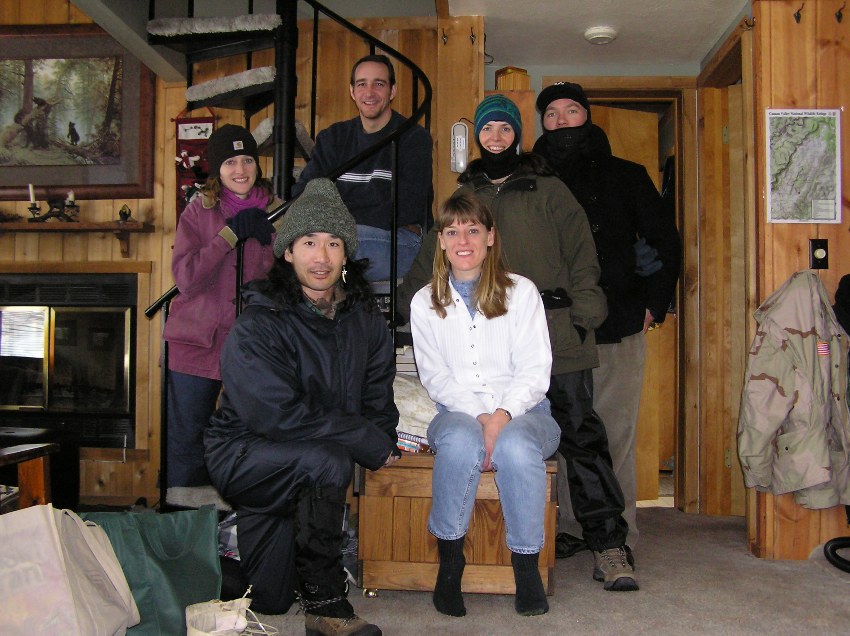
[{"xmin": 358, "ymin": 452, "xmax": 557, "ymax": 595}]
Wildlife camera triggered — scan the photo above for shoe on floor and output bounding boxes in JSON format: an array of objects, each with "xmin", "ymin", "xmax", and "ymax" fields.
[
  {"xmin": 305, "ymin": 613, "xmax": 382, "ymax": 636},
  {"xmin": 592, "ymin": 546, "xmax": 639, "ymax": 591},
  {"xmin": 555, "ymin": 532, "xmax": 589, "ymax": 559}
]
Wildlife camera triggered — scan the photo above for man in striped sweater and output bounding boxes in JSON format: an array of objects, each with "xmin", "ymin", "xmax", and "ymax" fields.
[{"xmin": 292, "ymin": 54, "xmax": 433, "ymax": 282}]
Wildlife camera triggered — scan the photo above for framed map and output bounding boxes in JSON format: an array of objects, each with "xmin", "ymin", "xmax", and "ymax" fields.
[{"xmin": 766, "ymin": 109, "xmax": 841, "ymax": 223}]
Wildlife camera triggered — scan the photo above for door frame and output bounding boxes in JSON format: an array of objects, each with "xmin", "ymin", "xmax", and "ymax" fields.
[
  {"xmin": 543, "ymin": 75, "xmax": 697, "ymax": 511},
  {"xmin": 544, "ymin": 25, "xmax": 754, "ymax": 518}
]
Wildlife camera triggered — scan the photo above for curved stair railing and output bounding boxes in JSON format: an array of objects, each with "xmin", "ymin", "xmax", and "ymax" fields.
[
  {"xmin": 143, "ymin": 0, "xmax": 432, "ymax": 509},
  {"xmin": 145, "ymin": 0, "xmax": 432, "ymax": 323}
]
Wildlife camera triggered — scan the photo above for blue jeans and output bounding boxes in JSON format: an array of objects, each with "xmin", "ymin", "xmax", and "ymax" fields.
[
  {"xmin": 167, "ymin": 370, "xmax": 221, "ymax": 487},
  {"xmin": 355, "ymin": 224, "xmax": 423, "ymax": 282},
  {"xmin": 426, "ymin": 401, "xmax": 561, "ymax": 553}
]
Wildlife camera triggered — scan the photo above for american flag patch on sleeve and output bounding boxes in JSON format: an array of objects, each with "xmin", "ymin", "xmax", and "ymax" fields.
[{"xmin": 817, "ymin": 340, "xmax": 830, "ymax": 355}]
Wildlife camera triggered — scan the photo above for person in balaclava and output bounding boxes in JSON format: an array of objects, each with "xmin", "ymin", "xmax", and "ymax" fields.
[
  {"xmin": 397, "ymin": 94, "xmax": 640, "ymax": 594},
  {"xmin": 533, "ymin": 82, "xmax": 681, "ymax": 580}
]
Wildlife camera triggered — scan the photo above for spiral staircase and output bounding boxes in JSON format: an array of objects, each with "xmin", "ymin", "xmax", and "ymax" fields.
[{"xmin": 144, "ymin": 0, "xmax": 432, "ymax": 510}]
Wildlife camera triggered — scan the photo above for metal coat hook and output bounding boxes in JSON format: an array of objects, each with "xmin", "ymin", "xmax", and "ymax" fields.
[
  {"xmin": 837, "ymin": 2, "xmax": 846, "ymax": 22},
  {"xmin": 470, "ymin": 27, "xmax": 476, "ymax": 44},
  {"xmin": 741, "ymin": 16, "xmax": 755, "ymax": 30},
  {"xmin": 484, "ymin": 33, "xmax": 494, "ymax": 65},
  {"xmin": 442, "ymin": 28, "xmax": 448, "ymax": 45},
  {"xmin": 793, "ymin": 3, "xmax": 804, "ymax": 23}
]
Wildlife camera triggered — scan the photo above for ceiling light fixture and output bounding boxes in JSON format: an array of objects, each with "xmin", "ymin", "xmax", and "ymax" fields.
[{"xmin": 584, "ymin": 25, "xmax": 618, "ymax": 45}]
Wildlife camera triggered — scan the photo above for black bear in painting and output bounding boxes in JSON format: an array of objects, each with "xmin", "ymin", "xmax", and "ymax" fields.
[{"xmin": 68, "ymin": 122, "xmax": 80, "ymax": 145}]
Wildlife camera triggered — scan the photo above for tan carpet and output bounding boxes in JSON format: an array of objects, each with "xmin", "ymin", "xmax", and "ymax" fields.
[{"xmin": 255, "ymin": 506, "xmax": 850, "ymax": 635}]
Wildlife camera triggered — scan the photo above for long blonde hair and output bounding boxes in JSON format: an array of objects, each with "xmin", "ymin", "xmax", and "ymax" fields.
[{"xmin": 430, "ymin": 191, "xmax": 514, "ymax": 319}]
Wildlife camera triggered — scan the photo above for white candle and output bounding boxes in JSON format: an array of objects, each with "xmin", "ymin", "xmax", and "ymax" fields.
[
  {"xmin": 67, "ymin": 190, "xmax": 75, "ymax": 204},
  {"xmin": 28, "ymin": 184, "xmax": 35, "ymax": 204}
]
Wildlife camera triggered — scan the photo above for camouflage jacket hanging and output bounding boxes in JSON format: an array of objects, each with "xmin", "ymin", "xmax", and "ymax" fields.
[{"xmin": 738, "ymin": 270, "xmax": 850, "ymax": 509}]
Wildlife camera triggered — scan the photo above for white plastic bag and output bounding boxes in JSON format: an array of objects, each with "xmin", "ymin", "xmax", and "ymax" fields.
[
  {"xmin": 186, "ymin": 596, "xmax": 278, "ymax": 636},
  {"xmin": 0, "ymin": 504, "xmax": 140, "ymax": 635}
]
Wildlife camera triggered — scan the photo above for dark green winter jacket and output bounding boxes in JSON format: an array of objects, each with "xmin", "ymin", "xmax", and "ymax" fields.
[{"xmin": 397, "ymin": 154, "xmax": 606, "ymax": 375}]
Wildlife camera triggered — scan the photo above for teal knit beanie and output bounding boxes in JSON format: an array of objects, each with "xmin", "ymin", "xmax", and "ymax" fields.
[{"xmin": 474, "ymin": 94, "xmax": 522, "ymax": 142}]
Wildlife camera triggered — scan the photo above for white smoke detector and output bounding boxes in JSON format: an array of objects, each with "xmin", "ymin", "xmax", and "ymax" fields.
[{"xmin": 584, "ymin": 26, "xmax": 618, "ymax": 45}]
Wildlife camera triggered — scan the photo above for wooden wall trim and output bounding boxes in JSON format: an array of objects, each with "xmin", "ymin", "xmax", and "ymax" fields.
[
  {"xmin": 0, "ymin": 261, "xmax": 153, "ymax": 273},
  {"xmin": 698, "ymin": 19, "xmax": 749, "ymax": 88},
  {"xmin": 543, "ymin": 76, "xmax": 698, "ymax": 91},
  {"xmin": 680, "ymin": 88, "xmax": 700, "ymax": 513}
]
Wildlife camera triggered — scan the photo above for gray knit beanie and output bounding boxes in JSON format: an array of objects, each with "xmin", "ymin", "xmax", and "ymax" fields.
[{"xmin": 274, "ymin": 178, "xmax": 359, "ymax": 258}]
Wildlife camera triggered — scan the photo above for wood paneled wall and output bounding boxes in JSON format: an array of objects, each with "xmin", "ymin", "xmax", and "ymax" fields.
[
  {"xmin": 750, "ymin": 0, "xmax": 850, "ymax": 558},
  {"xmin": 697, "ymin": 84, "xmax": 748, "ymax": 517},
  {"xmin": 0, "ymin": 1, "xmax": 482, "ymax": 504},
  {"xmin": 0, "ymin": 2, "xmax": 164, "ymax": 504}
]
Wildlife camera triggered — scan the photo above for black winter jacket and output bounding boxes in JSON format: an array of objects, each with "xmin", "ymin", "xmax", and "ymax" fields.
[
  {"xmin": 533, "ymin": 125, "xmax": 682, "ymax": 343},
  {"xmin": 205, "ymin": 285, "xmax": 399, "ymax": 479}
]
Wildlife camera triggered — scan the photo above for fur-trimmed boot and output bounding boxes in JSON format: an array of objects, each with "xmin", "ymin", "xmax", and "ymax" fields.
[
  {"xmin": 511, "ymin": 551, "xmax": 549, "ymax": 616},
  {"xmin": 295, "ymin": 485, "xmax": 381, "ymax": 635},
  {"xmin": 433, "ymin": 537, "xmax": 466, "ymax": 616}
]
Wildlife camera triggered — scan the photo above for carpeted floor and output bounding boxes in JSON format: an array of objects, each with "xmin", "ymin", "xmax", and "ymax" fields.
[{"xmin": 255, "ymin": 506, "xmax": 850, "ymax": 635}]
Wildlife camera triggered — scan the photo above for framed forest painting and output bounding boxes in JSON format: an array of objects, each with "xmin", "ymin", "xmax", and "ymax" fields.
[{"xmin": 0, "ymin": 24, "xmax": 154, "ymax": 201}]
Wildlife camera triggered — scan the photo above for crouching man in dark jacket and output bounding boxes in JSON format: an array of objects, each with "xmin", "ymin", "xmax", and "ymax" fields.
[{"xmin": 205, "ymin": 178, "xmax": 399, "ymax": 635}]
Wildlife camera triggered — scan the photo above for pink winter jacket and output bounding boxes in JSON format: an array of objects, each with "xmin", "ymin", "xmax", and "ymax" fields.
[{"xmin": 163, "ymin": 191, "xmax": 279, "ymax": 380}]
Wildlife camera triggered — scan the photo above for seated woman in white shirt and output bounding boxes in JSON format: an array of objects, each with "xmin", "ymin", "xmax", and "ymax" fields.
[{"xmin": 410, "ymin": 191, "xmax": 560, "ymax": 617}]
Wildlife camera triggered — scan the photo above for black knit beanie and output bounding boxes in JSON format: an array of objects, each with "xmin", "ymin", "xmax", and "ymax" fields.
[
  {"xmin": 207, "ymin": 124, "xmax": 260, "ymax": 177},
  {"xmin": 535, "ymin": 82, "xmax": 591, "ymax": 124}
]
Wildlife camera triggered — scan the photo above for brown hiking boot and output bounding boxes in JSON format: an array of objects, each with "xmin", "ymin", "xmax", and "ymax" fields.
[
  {"xmin": 305, "ymin": 612, "xmax": 382, "ymax": 636},
  {"xmin": 592, "ymin": 546, "xmax": 639, "ymax": 591}
]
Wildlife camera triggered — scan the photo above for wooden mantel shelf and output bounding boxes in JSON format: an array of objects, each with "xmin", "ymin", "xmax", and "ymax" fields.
[{"xmin": 0, "ymin": 221, "xmax": 154, "ymax": 258}]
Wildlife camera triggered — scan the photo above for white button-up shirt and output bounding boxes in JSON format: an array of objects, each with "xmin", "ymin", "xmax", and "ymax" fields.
[{"xmin": 410, "ymin": 273, "xmax": 552, "ymax": 419}]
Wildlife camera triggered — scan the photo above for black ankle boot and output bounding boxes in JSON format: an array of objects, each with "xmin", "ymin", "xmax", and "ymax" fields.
[
  {"xmin": 511, "ymin": 551, "xmax": 548, "ymax": 616},
  {"xmin": 434, "ymin": 537, "xmax": 466, "ymax": 616}
]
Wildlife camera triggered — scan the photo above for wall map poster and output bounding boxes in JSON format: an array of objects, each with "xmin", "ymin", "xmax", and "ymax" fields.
[{"xmin": 766, "ymin": 109, "xmax": 841, "ymax": 223}]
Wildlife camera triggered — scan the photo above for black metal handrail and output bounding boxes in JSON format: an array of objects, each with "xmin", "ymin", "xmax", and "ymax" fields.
[{"xmin": 145, "ymin": 0, "xmax": 432, "ymax": 322}]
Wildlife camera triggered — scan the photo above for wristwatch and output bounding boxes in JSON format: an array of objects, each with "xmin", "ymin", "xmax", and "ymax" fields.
[{"xmin": 496, "ymin": 408, "xmax": 512, "ymax": 421}]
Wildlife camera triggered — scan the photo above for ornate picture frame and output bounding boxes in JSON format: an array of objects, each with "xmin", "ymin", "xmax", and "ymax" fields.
[{"xmin": 0, "ymin": 24, "xmax": 154, "ymax": 201}]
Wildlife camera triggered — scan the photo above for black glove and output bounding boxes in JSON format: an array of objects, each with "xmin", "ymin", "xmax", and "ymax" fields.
[
  {"xmin": 226, "ymin": 208, "xmax": 274, "ymax": 245},
  {"xmin": 540, "ymin": 287, "xmax": 573, "ymax": 309}
]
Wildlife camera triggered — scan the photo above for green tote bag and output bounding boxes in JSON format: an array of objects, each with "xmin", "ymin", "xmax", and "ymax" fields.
[{"xmin": 81, "ymin": 506, "xmax": 222, "ymax": 635}]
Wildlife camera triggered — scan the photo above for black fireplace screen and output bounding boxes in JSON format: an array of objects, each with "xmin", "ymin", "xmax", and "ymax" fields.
[{"xmin": 0, "ymin": 274, "xmax": 136, "ymax": 448}]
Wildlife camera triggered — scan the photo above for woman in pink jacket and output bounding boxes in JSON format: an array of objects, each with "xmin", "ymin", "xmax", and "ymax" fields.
[{"xmin": 163, "ymin": 124, "xmax": 279, "ymax": 488}]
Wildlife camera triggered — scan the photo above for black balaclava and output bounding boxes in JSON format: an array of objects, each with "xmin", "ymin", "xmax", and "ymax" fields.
[
  {"xmin": 536, "ymin": 82, "xmax": 593, "ymax": 164},
  {"xmin": 477, "ymin": 138, "xmax": 521, "ymax": 181}
]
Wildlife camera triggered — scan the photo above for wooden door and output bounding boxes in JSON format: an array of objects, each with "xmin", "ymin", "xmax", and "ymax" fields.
[{"xmin": 591, "ymin": 105, "xmax": 678, "ymax": 502}]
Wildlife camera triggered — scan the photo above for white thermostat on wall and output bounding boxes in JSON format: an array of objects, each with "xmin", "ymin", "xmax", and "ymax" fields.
[{"xmin": 450, "ymin": 121, "xmax": 468, "ymax": 173}]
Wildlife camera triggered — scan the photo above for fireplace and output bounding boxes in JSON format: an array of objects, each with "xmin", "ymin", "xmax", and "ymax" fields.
[{"xmin": 0, "ymin": 273, "xmax": 136, "ymax": 448}]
